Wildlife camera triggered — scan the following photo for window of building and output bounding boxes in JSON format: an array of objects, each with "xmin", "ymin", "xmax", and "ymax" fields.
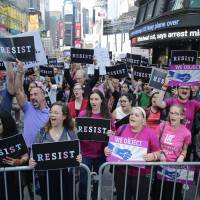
[
  {"xmin": 153, "ymin": 0, "xmax": 166, "ymax": 17},
  {"xmin": 166, "ymin": 0, "xmax": 184, "ymax": 11},
  {"xmin": 145, "ymin": 0, "xmax": 155, "ymax": 20},
  {"xmin": 136, "ymin": 4, "xmax": 146, "ymax": 24},
  {"xmin": 189, "ymin": 0, "xmax": 200, "ymax": 8}
]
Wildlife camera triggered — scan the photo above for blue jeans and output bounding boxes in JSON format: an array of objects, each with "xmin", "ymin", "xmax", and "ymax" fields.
[{"xmin": 79, "ymin": 156, "xmax": 106, "ymax": 200}]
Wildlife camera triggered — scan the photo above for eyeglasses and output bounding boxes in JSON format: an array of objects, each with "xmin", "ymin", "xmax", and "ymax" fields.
[
  {"xmin": 178, "ymin": 87, "xmax": 190, "ymax": 90},
  {"xmin": 73, "ymin": 88, "xmax": 82, "ymax": 91},
  {"xmin": 169, "ymin": 112, "xmax": 181, "ymax": 116},
  {"xmin": 120, "ymin": 100, "xmax": 128, "ymax": 103}
]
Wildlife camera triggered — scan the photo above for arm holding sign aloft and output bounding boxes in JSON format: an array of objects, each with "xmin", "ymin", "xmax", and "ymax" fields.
[{"xmin": 4, "ymin": 62, "xmax": 15, "ymax": 95}]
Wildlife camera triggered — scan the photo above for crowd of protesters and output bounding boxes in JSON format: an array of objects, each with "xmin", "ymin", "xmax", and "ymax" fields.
[{"xmin": 0, "ymin": 56, "xmax": 200, "ymax": 200}]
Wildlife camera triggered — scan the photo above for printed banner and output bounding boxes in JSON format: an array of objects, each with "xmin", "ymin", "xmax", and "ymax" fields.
[
  {"xmin": 107, "ymin": 136, "xmax": 148, "ymax": 162},
  {"xmin": 71, "ymin": 48, "xmax": 94, "ymax": 64},
  {"xmin": 17, "ymin": 32, "xmax": 48, "ymax": 68},
  {"xmin": 39, "ymin": 66, "xmax": 54, "ymax": 77},
  {"xmin": 115, "ymin": 115, "xmax": 130, "ymax": 130},
  {"xmin": 149, "ymin": 68, "xmax": 168, "ymax": 90},
  {"xmin": 133, "ymin": 66, "xmax": 152, "ymax": 83},
  {"xmin": 0, "ymin": 134, "xmax": 28, "ymax": 159},
  {"xmin": 32, "ymin": 140, "xmax": 80, "ymax": 170},
  {"xmin": 169, "ymin": 65, "xmax": 200, "ymax": 86},
  {"xmin": 126, "ymin": 53, "xmax": 142, "ymax": 66},
  {"xmin": 106, "ymin": 63, "xmax": 128, "ymax": 79},
  {"xmin": 171, "ymin": 50, "xmax": 197, "ymax": 65},
  {"xmin": 48, "ymin": 58, "xmax": 57, "ymax": 66},
  {"xmin": 0, "ymin": 36, "xmax": 35, "ymax": 62},
  {"xmin": 94, "ymin": 48, "xmax": 111, "ymax": 75},
  {"xmin": 76, "ymin": 117, "xmax": 111, "ymax": 142},
  {"xmin": 0, "ymin": 61, "xmax": 5, "ymax": 70},
  {"xmin": 157, "ymin": 166, "xmax": 195, "ymax": 185}
]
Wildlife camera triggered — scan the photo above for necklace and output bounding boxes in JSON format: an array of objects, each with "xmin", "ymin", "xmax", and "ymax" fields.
[{"xmin": 50, "ymin": 127, "xmax": 64, "ymax": 141}]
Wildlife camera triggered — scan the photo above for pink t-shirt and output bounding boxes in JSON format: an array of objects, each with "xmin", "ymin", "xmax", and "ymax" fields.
[
  {"xmin": 78, "ymin": 110, "xmax": 115, "ymax": 158},
  {"xmin": 116, "ymin": 124, "xmax": 160, "ymax": 175},
  {"xmin": 165, "ymin": 98, "xmax": 200, "ymax": 131},
  {"xmin": 155, "ymin": 122, "xmax": 191, "ymax": 162}
]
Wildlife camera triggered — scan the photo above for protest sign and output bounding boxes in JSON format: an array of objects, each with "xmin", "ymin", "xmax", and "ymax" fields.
[
  {"xmin": 171, "ymin": 50, "xmax": 197, "ymax": 65},
  {"xmin": 169, "ymin": 65, "xmax": 200, "ymax": 86},
  {"xmin": 48, "ymin": 58, "xmax": 57, "ymax": 66},
  {"xmin": 76, "ymin": 117, "xmax": 111, "ymax": 142},
  {"xmin": 0, "ymin": 61, "xmax": 5, "ymax": 70},
  {"xmin": 106, "ymin": 62, "xmax": 128, "ymax": 79},
  {"xmin": 57, "ymin": 62, "xmax": 64, "ymax": 68},
  {"xmin": 71, "ymin": 48, "xmax": 94, "ymax": 64},
  {"xmin": 17, "ymin": 32, "xmax": 47, "ymax": 68},
  {"xmin": 94, "ymin": 48, "xmax": 111, "ymax": 75},
  {"xmin": 0, "ymin": 134, "xmax": 28, "ymax": 159},
  {"xmin": 39, "ymin": 66, "xmax": 54, "ymax": 77},
  {"xmin": 25, "ymin": 67, "xmax": 35, "ymax": 76},
  {"xmin": 157, "ymin": 166, "xmax": 195, "ymax": 185},
  {"xmin": 126, "ymin": 53, "xmax": 142, "ymax": 66},
  {"xmin": 141, "ymin": 57, "xmax": 149, "ymax": 67},
  {"xmin": 149, "ymin": 68, "xmax": 168, "ymax": 90},
  {"xmin": 32, "ymin": 140, "xmax": 80, "ymax": 170},
  {"xmin": 133, "ymin": 66, "xmax": 152, "ymax": 83},
  {"xmin": 107, "ymin": 136, "xmax": 148, "ymax": 162},
  {"xmin": 0, "ymin": 36, "xmax": 35, "ymax": 62}
]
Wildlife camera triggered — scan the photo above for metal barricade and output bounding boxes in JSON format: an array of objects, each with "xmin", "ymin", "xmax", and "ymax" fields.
[
  {"xmin": 0, "ymin": 163, "xmax": 91, "ymax": 200},
  {"xmin": 97, "ymin": 162, "xmax": 200, "ymax": 200}
]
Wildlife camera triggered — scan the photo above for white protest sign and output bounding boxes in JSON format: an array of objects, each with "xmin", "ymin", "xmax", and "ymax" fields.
[
  {"xmin": 87, "ymin": 64, "xmax": 95, "ymax": 75},
  {"xmin": 94, "ymin": 48, "xmax": 110, "ymax": 75},
  {"xmin": 14, "ymin": 32, "xmax": 47, "ymax": 68}
]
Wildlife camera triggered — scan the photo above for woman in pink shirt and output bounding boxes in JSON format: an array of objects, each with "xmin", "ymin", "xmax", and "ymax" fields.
[
  {"xmin": 105, "ymin": 106, "xmax": 160, "ymax": 200},
  {"xmin": 152, "ymin": 104, "xmax": 191, "ymax": 200}
]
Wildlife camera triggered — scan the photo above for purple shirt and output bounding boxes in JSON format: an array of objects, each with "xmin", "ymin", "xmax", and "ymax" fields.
[
  {"xmin": 165, "ymin": 98, "xmax": 200, "ymax": 131},
  {"xmin": 22, "ymin": 102, "xmax": 49, "ymax": 147}
]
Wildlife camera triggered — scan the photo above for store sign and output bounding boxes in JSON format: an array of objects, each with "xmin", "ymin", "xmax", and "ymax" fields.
[{"xmin": 131, "ymin": 28, "xmax": 200, "ymax": 46}]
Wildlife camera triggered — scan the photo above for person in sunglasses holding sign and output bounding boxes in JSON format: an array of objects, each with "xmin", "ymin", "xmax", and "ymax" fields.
[
  {"xmin": 152, "ymin": 105, "xmax": 191, "ymax": 200},
  {"xmin": 29, "ymin": 101, "xmax": 82, "ymax": 200}
]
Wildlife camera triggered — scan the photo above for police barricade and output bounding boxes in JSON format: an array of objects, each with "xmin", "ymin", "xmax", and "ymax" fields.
[
  {"xmin": 97, "ymin": 162, "xmax": 200, "ymax": 200},
  {"xmin": 0, "ymin": 163, "xmax": 91, "ymax": 200}
]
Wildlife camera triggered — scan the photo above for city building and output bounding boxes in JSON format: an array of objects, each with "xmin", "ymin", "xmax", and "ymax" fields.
[{"xmin": 130, "ymin": 0, "xmax": 200, "ymax": 64}]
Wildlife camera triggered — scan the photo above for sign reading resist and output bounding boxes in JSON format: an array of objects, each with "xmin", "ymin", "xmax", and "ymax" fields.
[
  {"xmin": 0, "ymin": 61, "xmax": 5, "ymax": 70},
  {"xmin": 32, "ymin": 140, "xmax": 80, "ymax": 170},
  {"xmin": 106, "ymin": 62, "xmax": 128, "ymax": 79},
  {"xmin": 71, "ymin": 48, "xmax": 94, "ymax": 64},
  {"xmin": 48, "ymin": 58, "xmax": 57, "ymax": 66},
  {"xmin": 126, "ymin": 53, "xmax": 142, "ymax": 66},
  {"xmin": 0, "ymin": 134, "xmax": 28, "ymax": 159},
  {"xmin": 0, "ymin": 36, "xmax": 36, "ymax": 62},
  {"xmin": 133, "ymin": 66, "xmax": 152, "ymax": 83},
  {"xmin": 39, "ymin": 66, "xmax": 54, "ymax": 77},
  {"xmin": 76, "ymin": 117, "xmax": 111, "ymax": 142},
  {"xmin": 171, "ymin": 50, "xmax": 197, "ymax": 65},
  {"xmin": 149, "ymin": 68, "xmax": 168, "ymax": 90}
]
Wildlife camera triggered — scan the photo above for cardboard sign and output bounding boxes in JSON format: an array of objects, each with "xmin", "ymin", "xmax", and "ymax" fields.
[
  {"xmin": 48, "ymin": 58, "xmax": 57, "ymax": 66},
  {"xmin": 106, "ymin": 63, "xmax": 128, "ymax": 79},
  {"xmin": 149, "ymin": 68, "xmax": 167, "ymax": 90},
  {"xmin": 0, "ymin": 36, "xmax": 35, "ymax": 62},
  {"xmin": 126, "ymin": 53, "xmax": 142, "ymax": 66},
  {"xmin": 0, "ymin": 61, "xmax": 5, "ymax": 70},
  {"xmin": 39, "ymin": 66, "xmax": 54, "ymax": 77},
  {"xmin": 76, "ymin": 117, "xmax": 111, "ymax": 142},
  {"xmin": 133, "ymin": 66, "xmax": 152, "ymax": 83},
  {"xmin": 115, "ymin": 115, "xmax": 130, "ymax": 130},
  {"xmin": 71, "ymin": 48, "xmax": 94, "ymax": 64},
  {"xmin": 157, "ymin": 166, "xmax": 195, "ymax": 185},
  {"xmin": 0, "ymin": 134, "xmax": 28, "ymax": 159},
  {"xmin": 107, "ymin": 136, "xmax": 148, "ymax": 162},
  {"xmin": 32, "ymin": 140, "xmax": 80, "ymax": 170},
  {"xmin": 171, "ymin": 50, "xmax": 197, "ymax": 65},
  {"xmin": 94, "ymin": 48, "xmax": 111, "ymax": 75},
  {"xmin": 141, "ymin": 57, "xmax": 149, "ymax": 67},
  {"xmin": 169, "ymin": 65, "xmax": 200, "ymax": 86},
  {"xmin": 17, "ymin": 32, "xmax": 47, "ymax": 68}
]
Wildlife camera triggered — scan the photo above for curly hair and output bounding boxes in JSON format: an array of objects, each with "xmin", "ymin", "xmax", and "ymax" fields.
[
  {"xmin": 44, "ymin": 101, "xmax": 75, "ymax": 132},
  {"xmin": 0, "ymin": 112, "xmax": 18, "ymax": 138},
  {"xmin": 86, "ymin": 89, "xmax": 110, "ymax": 119}
]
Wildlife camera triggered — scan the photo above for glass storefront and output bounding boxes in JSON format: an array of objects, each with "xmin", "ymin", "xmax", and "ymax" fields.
[{"xmin": 189, "ymin": 0, "xmax": 200, "ymax": 8}]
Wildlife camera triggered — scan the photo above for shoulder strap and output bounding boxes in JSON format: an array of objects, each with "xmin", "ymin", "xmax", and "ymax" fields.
[
  {"xmin": 117, "ymin": 124, "xmax": 127, "ymax": 136},
  {"xmin": 159, "ymin": 121, "xmax": 166, "ymax": 141}
]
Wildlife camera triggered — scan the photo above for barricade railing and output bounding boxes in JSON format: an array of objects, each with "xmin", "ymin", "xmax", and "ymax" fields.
[
  {"xmin": 97, "ymin": 162, "xmax": 200, "ymax": 200},
  {"xmin": 0, "ymin": 163, "xmax": 91, "ymax": 200}
]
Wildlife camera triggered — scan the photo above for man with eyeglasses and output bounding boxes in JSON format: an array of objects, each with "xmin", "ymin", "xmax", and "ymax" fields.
[{"xmin": 156, "ymin": 84, "xmax": 200, "ymax": 160}]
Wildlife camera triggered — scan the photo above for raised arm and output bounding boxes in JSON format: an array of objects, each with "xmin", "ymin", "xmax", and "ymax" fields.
[
  {"xmin": 5, "ymin": 62, "xmax": 15, "ymax": 95},
  {"xmin": 15, "ymin": 60, "xmax": 26, "ymax": 108}
]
